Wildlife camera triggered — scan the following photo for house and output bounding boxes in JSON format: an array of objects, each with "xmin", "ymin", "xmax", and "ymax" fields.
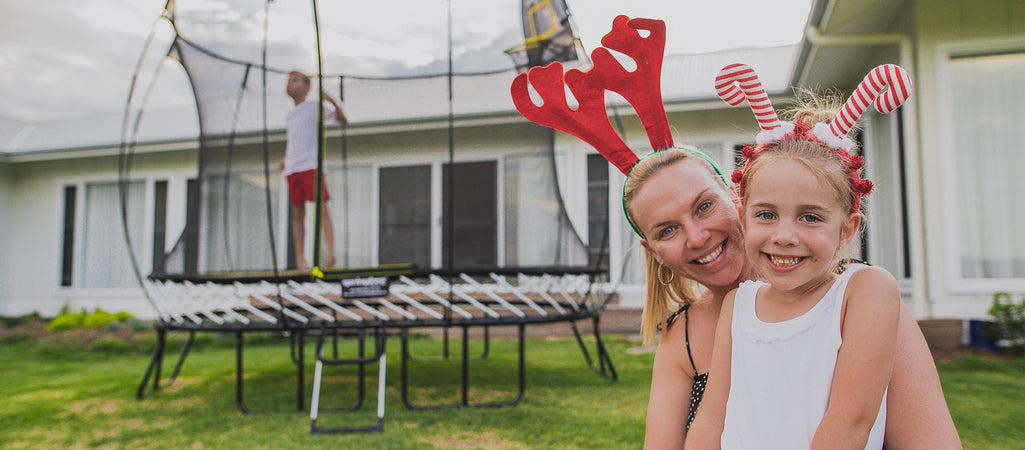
[{"xmin": 0, "ymin": 0, "xmax": 1021, "ymax": 329}]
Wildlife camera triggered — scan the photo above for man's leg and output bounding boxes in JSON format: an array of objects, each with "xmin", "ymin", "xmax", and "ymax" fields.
[
  {"xmin": 291, "ymin": 203, "xmax": 308, "ymax": 272},
  {"xmin": 321, "ymin": 203, "xmax": 337, "ymax": 268}
]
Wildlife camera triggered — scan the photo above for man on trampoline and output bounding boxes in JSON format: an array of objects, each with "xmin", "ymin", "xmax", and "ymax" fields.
[{"xmin": 282, "ymin": 70, "xmax": 348, "ymax": 272}]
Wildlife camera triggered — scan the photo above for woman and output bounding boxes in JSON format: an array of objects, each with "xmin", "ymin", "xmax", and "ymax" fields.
[{"xmin": 627, "ymin": 148, "xmax": 961, "ymax": 449}]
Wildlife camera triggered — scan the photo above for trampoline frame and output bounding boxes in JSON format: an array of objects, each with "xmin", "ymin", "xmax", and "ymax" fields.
[{"xmin": 136, "ymin": 267, "xmax": 617, "ymax": 433}]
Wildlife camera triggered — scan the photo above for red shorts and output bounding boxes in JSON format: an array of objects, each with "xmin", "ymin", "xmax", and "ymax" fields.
[{"xmin": 286, "ymin": 169, "xmax": 331, "ymax": 206}]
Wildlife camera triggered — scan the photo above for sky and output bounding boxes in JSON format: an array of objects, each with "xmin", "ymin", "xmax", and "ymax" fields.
[{"xmin": 0, "ymin": 0, "xmax": 812, "ymax": 123}]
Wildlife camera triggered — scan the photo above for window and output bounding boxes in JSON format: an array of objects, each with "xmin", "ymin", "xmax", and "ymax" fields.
[
  {"xmin": 945, "ymin": 50, "xmax": 1025, "ymax": 283},
  {"xmin": 79, "ymin": 181, "xmax": 146, "ymax": 288},
  {"xmin": 586, "ymin": 154, "xmax": 610, "ymax": 270},
  {"xmin": 60, "ymin": 179, "xmax": 170, "ymax": 288},
  {"xmin": 326, "ymin": 164, "xmax": 374, "ymax": 267},
  {"xmin": 442, "ymin": 161, "xmax": 497, "ymax": 269},
  {"xmin": 379, "ymin": 165, "xmax": 431, "ymax": 269},
  {"xmin": 60, "ymin": 186, "xmax": 76, "ymax": 287},
  {"xmin": 505, "ymin": 153, "xmax": 587, "ymax": 268},
  {"xmin": 202, "ymin": 172, "xmax": 280, "ymax": 273}
]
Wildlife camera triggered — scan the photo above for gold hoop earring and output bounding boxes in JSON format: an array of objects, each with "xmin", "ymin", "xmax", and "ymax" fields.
[{"xmin": 658, "ymin": 263, "xmax": 674, "ymax": 286}]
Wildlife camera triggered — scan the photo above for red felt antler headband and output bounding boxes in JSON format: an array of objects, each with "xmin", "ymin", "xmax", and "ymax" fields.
[
  {"xmin": 510, "ymin": 15, "xmax": 672, "ymax": 175},
  {"xmin": 717, "ymin": 63, "xmax": 913, "ymax": 213}
]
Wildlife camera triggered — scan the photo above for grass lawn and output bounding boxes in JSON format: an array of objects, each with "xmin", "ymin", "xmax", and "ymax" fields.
[{"xmin": 0, "ymin": 325, "xmax": 1021, "ymax": 449}]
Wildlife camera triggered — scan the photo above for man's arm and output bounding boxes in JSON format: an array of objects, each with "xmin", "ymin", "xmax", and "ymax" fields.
[{"xmin": 322, "ymin": 90, "xmax": 349, "ymax": 125}]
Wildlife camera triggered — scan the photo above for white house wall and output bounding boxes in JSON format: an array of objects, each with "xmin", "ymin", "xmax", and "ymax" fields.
[{"xmin": 0, "ymin": 149, "xmax": 197, "ymax": 318}]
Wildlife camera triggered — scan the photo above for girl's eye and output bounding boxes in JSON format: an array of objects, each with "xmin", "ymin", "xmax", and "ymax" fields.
[
  {"xmin": 755, "ymin": 211, "xmax": 775, "ymax": 221},
  {"xmin": 800, "ymin": 214, "xmax": 822, "ymax": 224}
]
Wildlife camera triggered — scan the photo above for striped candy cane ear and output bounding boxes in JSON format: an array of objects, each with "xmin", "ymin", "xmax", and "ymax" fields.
[
  {"xmin": 715, "ymin": 63, "xmax": 794, "ymax": 145},
  {"xmin": 813, "ymin": 64, "xmax": 913, "ymax": 151}
]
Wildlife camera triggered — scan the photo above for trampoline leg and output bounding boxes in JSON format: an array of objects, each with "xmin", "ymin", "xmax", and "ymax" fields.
[
  {"xmin": 402, "ymin": 325, "xmax": 524, "ymax": 410},
  {"xmin": 297, "ymin": 329, "xmax": 305, "ymax": 412},
  {"xmin": 168, "ymin": 330, "xmax": 196, "ymax": 382},
  {"xmin": 236, "ymin": 331, "xmax": 250, "ymax": 414},
  {"xmin": 570, "ymin": 317, "xmax": 617, "ymax": 381},
  {"xmin": 136, "ymin": 327, "xmax": 166, "ymax": 399}
]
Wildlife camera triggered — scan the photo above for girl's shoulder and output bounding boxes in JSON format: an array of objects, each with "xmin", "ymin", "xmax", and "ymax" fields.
[{"xmin": 844, "ymin": 265, "xmax": 900, "ymax": 310}]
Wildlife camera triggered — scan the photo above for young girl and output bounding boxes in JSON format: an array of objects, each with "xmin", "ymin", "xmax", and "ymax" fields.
[{"xmin": 685, "ymin": 64, "xmax": 912, "ymax": 449}]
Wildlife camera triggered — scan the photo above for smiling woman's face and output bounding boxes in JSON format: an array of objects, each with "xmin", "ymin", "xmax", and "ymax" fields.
[{"xmin": 630, "ymin": 158, "xmax": 748, "ymax": 291}]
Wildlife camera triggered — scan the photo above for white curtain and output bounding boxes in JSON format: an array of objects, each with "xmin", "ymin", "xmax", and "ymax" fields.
[
  {"xmin": 327, "ymin": 165, "xmax": 374, "ymax": 267},
  {"xmin": 951, "ymin": 51, "xmax": 1025, "ymax": 278},
  {"xmin": 81, "ymin": 181, "xmax": 145, "ymax": 288},
  {"xmin": 504, "ymin": 153, "xmax": 587, "ymax": 267},
  {"xmin": 203, "ymin": 171, "xmax": 280, "ymax": 272}
]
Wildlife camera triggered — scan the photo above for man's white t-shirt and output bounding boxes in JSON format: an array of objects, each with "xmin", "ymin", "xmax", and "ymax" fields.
[{"xmin": 284, "ymin": 99, "xmax": 336, "ymax": 176}]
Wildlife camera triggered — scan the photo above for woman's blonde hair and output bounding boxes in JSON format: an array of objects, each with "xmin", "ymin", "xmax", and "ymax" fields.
[{"xmin": 623, "ymin": 148, "xmax": 730, "ymax": 344}]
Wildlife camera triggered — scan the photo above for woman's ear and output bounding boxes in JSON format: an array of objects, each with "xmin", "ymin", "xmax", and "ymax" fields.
[{"xmin": 640, "ymin": 240, "xmax": 664, "ymax": 265}]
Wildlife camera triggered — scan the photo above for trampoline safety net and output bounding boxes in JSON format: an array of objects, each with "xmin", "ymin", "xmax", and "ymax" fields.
[{"xmin": 124, "ymin": 0, "xmax": 620, "ymax": 433}]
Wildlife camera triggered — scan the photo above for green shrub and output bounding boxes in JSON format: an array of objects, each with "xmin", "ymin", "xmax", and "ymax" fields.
[
  {"xmin": 82, "ymin": 309, "xmax": 119, "ymax": 329},
  {"xmin": 46, "ymin": 311, "xmax": 86, "ymax": 331},
  {"xmin": 47, "ymin": 309, "xmax": 136, "ymax": 332},
  {"xmin": 988, "ymin": 292, "xmax": 1025, "ymax": 346}
]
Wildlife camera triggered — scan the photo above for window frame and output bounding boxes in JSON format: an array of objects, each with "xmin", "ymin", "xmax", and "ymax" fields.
[
  {"xmin": 57, "ymin": 173, "xmax": 182, "ymax": 293},
  {"xmin": 936, "ymin": 37, "xmax": 1025, "ymax": 293}
]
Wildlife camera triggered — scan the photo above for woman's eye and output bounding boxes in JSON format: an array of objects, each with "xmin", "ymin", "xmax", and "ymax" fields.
[
  {"xmin": 697, "ymin": 200, "xmax": 713, "ymax": 213},
  {"xmin": 659, "ymin": 226, "xmax": 676, "ymax": 239}
]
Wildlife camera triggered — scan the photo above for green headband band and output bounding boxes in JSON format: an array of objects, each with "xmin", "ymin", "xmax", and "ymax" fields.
[{"xmin": 621, "ymin": 146, "xmax": 729, "ymax": 238}]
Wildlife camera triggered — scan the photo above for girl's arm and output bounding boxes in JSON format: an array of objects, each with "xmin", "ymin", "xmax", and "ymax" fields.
[
  {"xmin": 884, "ymin": 302, "xmax": 963, "ymax": 448},
  {"xmin": 683, "ymin": 291, "xmax": 736, "ymax": 450},
  {"xmin": 811, "ymin": 266, "xmax": 900, "ymax": 449},
  {"xmin": 644, "ymin": 320, "xmax": 698, "ymax": 449}
]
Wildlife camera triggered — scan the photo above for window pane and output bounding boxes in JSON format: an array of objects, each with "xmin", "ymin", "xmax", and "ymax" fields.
[
  {"xmin": 81, "ymin": 181, "xmax": 145, "ymax": 288},
  {"xmin": 60, "ymin": 186, "xmax": 76, "ymax": 287},
  {"xmin": 326, "ymin": 164, "xmax": 374, "ymax": 267},
  {"xmin": 443, "ymin": 161, "xmax": 497, "ymax": 268},
  {"xmin": 379, "ymin": 165, "xmax": 431, "ymax": 269},
  {"xmin": 203, "ymin": 171, "xmax": 280, "ymax": 272},
  {"xmin": 951, "ymin": 52, "xmax": 1025, "ymax": 278},
  {"xmin": 587, "ymin": 154, "xmax": 610, "ymax": 270},
  {"xmin": 152, "ymin": 180, "xmax": 168, "ymax": 273}
]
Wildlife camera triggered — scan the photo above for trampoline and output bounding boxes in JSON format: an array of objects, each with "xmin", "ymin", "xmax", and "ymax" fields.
[{"xmin": 121, "ymin": 0, "xmax": 624, "ymax": 434}]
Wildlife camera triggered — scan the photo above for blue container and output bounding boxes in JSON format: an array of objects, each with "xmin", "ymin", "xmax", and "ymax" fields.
[{"xmin": 969, "ymin": 319, "xmax": 997, "ymax": 349}]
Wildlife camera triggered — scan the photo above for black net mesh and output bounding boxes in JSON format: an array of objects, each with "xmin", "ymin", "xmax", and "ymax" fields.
[{"xmin": 126, "ymin": 0, "xmax": 596, "ymax": 279}]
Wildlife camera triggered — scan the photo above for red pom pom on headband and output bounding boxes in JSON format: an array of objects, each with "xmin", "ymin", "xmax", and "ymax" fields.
[
  {"xmin": 510, "ymin": 16, "xmax": 672, "ymax": 175},
  {"xmin": 717, "ymin": 63, "xmax": 912, "ymax": 213}
]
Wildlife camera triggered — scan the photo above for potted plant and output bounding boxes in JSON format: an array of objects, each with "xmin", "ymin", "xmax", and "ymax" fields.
[{"xmin": 986, "ymin": 292, "xmax": 1025, "ymax": 354}]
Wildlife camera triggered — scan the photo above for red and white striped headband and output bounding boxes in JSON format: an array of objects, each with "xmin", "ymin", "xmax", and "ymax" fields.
[{"xmin": 716, "ymin": 63, "xmax": 913, "ymax": 212}]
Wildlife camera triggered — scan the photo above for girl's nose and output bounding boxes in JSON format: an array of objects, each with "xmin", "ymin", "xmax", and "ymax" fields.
[{"xmin": 772, "ymin": 222, "xmax": 799, "ymax": 246}]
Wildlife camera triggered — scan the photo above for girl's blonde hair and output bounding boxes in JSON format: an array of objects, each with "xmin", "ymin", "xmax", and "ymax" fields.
[{"xmin": 623, "ymin": 148, "xmax": 730, "ymax": 344}]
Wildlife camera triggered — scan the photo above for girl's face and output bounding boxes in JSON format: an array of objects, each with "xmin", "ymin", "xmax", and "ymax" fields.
[
  {"xmin": 742, "ymin": 158, "xmax": 859, "ymax": 293},
  {"xmin": 633, "ymin": 159, "xmax": 748, "ymax": 291}
]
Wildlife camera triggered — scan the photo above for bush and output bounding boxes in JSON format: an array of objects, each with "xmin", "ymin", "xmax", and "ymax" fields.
[
  {"xmin": 46, "ymin": 311, "xmax": 86, "ymax": 331},
  {"xmin": 988, "ymin": 292, "xmax": 1025, "ymax": 346},
  {"xmin": 47, "ymin": 308, "xmax": 136, "ymax": 332}
]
